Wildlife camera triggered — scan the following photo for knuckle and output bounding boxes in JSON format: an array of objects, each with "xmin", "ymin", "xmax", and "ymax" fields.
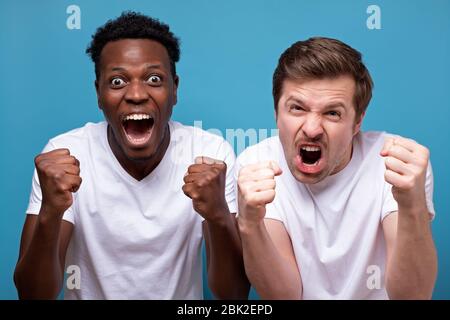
[
  {"xmin": 53, "ymin": 171, "xmax": 65, "ymax": 180},
  {"xmin": 403, "ymin": 176, "xmax": 415, "ymax": 189},
  {"xmin": 239, "ymin": 166, "xmax": 250, "ymax": 176},
  {"xmin": 268, "ymin": 189, "xmax": 276, "ymax": 200},
  {"xmin": 196, "ymin": 179, "xmax": 207, "ymax": 188},
  {"xmin": 269, "ymin": 179, "xmax": 276, "ymax": 189},
  {"xmin": 57, "ymin": 182, "xmax": 69, "ymax": 191},
  {"xmin": 34, "ymin": 154, "xmax": 43, "ymax": 165},
  {"xmin": 190, "ymin": 192, "xmax": 200, "ymax": 200}
]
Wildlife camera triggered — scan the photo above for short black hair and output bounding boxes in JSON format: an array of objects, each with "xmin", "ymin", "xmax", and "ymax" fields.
[{"xmin": 86, "ymin": 11, "xmax": 180, "ymax": 79}]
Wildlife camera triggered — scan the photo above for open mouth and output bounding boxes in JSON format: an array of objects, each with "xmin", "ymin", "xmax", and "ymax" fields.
[
  {"xmin": 121, "ymin": 113, "xmax": 154, "ymax": 146},
  {"xmin": 299, "ymin": 145, "xmax": 322, "ymax": 166},
  {"xmin": 295, "ymin": 144, "xmax": 324, "ymax": 175}
]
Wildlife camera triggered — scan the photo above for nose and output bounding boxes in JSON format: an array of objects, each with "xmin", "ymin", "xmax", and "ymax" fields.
[
  {"xmin": 125, "ymin": 81, "xmax": 149, "ymax": 105},
  {"xmin": 302, "ymin": 113, "xmax": 324, "ymax": 140}
]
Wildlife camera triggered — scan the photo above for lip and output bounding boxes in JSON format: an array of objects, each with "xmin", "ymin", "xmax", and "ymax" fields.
[{"xmin": 295, "ymin": 142, "xmax": 325, "ymax": 174}]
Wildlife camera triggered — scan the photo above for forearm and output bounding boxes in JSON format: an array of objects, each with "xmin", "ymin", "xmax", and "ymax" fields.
[
  {"xmin": 204, "ymin": 210, "xmax": 250, "ymax": 299},
  {"xmin": 14, "ymin": 209, "xmax": 65, "ymax": 299},
  {"xmin": 238, "ymin": 219, "xmax": 301, "ymax": 299},
  {"xmin": 386, "ymin": 207, "xmax": 437, "ymax": 299}
]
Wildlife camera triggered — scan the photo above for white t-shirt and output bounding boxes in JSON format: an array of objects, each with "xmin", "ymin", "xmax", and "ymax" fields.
[
  {"xmin": 236, "ymin": 131, "xmax": 435, "ymax": 299},
  {"xmin": 26, "ymin": 120, "xmax": 237, "ymax": 299}
]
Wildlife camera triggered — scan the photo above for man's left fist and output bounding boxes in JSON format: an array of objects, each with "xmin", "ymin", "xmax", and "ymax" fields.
[
  {"xmin": 380, "ymin": 136, "xmax": 430, "ymax": 210},
  {"xmin": 182, "ymin": 156, "xmax": 229, "ymax": 220}
]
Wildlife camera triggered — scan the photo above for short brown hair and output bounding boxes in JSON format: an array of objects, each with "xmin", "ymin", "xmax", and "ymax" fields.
[{"xmin": 273, "ymin": 37, "xmax": 373, "ymax": 120}]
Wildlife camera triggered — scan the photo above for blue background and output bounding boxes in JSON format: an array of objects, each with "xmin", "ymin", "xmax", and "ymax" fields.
[{"xmin": 1, "ymin": 0, "xmax": 449, "ymax": 299}]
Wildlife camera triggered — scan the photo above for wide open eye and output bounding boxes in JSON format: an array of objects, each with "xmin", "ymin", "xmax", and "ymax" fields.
[
  {"xmin": 146, "ymin": 75, "xmax": 162, "ymax": 85},
  {"xmin": 110, "ymin": 77, "xmax": 126, "ymax": 88}
]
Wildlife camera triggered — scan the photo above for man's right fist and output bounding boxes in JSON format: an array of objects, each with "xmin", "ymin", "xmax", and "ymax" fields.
[
  {"xmin": 237, "ymin": 161, "xmax": 282, "ymax": 225},
  {"xmin": 35, "ymin": 148, "xmax": 82, "ymax": 215}
]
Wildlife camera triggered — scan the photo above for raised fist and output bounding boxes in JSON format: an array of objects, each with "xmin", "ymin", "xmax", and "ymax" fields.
[{"xmin": 35, "ymin": 148, "xmax": 82, "ymax": 215}]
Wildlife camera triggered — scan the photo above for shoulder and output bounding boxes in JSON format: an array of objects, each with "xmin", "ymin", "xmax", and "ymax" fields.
[
  {"xmin": 355, "ymin": 131, "xmax": 390, "ymax": 158},
  {"xmin": 44, "ymin": 122, "xmax": 106, "ymax": 154},
  {"xmin": 171, "ymin": 120, "xmax": 225, "ymax": 142},
  {"xmin": 237, "ymin": 136, "xmax": 282, "ymax": 166},
  {"xmin": 169, "ymin": 120, "xmax": 235, "ymax": 160}
]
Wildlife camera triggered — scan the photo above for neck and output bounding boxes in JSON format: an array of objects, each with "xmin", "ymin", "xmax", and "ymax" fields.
[{"xmin": 107, "ymin": 124, "xmax": 170, "ymax": 181}]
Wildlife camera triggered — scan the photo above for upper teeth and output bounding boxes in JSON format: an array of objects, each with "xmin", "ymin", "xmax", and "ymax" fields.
[
  {"xmin": 124, "ymin": 114, "xmax": 151, "ymax": 121},
  {"xmin": 301, "ymin": 146, "xmax": 320, "ymax": 152}
]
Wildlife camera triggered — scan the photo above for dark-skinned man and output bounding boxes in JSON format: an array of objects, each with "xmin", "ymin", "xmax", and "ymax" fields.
[{"xmin": 14, "ymin": 12, "xmax": 249, "ymax": 300}]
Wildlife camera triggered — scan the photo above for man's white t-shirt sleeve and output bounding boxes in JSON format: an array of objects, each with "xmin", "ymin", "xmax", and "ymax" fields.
[
  {"xmin": 25, "ymin": 141, "xmax": 75, "ymax": 224},
  {"xmin": 220, "ymin": 140, "xmax": 237, "ymax": 214},
  {"xmin": 381, "ymin": 160, "xmax": 435, "ymax": 221}
]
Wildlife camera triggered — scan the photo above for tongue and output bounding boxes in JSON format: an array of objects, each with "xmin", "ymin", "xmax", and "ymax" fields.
[{"xmin": 125, "ymin": 120, "xmax": 152, "ymax": 139}]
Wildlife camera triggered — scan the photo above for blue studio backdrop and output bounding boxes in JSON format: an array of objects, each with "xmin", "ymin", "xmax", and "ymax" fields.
[{"xmin": 1, "ymin": 0, "xmax": 449, "ymax": 299}]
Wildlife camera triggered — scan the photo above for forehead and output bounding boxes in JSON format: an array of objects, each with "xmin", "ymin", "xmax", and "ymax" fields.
[
  {"xmin": 99, "ymin": 38, "xmax": 170, "ymax": 69},
  {"xmin": 281, "ymin": 76, "xmax": 356, "ymax": 107}
]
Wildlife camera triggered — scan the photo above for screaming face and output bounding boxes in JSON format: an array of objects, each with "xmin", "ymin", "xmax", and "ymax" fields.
[
  {"xmin": 121, "ymin": 113, "xmax": 155, "ymax": 147},
  {"xmin": 276, "ymin": 76, "xmax": 363, "ymax": 184},
  {"xmin": 95, "ymin": 39, "xmax": 178, "ymax": 177}
]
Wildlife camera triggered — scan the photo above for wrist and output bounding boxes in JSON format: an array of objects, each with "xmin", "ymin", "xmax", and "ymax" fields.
[
  {"xmin": 38, "ymin": 203, "xmax": 65, "ymax": 224},
  {"xmin": 398, "ymin": 203, "xmax": 429, "ymax": 218},
  {"xmin": 203, "ymin": 202, "xmax": 230, "ymax": 226},
  {"xmin": 237, "ymin": 216, "xmax": 265, "ymax": 235}
]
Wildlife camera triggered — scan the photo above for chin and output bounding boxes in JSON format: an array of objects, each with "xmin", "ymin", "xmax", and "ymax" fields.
[
  {"xmin": 294, "ymin": 172, "xmax": 325, "ymax": 184},
  {"xmin": 289, "ymin": 162, "xmax": 330, "ymax": 185},
  {"xmin": 124, "ymin": 147, "xmax": 157, "ymax": 162}
]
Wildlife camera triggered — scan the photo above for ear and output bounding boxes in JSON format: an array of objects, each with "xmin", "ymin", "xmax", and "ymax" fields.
[
  {"xmin": 274, "ymin": 108, "xmax": 278, "ymax": 122},
  {"xmin": 353, "ymin": 111, "xmax": 365, "ymax": 135},
  {"xmin": 173, "ymin": 75, "xmax": 179, "ymax": 106},
  {"xmin": 95, "ymin": 80, "xmax": 102, "ymax": 110}
]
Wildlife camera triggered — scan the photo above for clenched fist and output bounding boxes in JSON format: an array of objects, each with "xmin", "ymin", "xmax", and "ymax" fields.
[
  {"xmin": 380, "ymin": 136, "xmax": 429, "ymax": 211},
  {"xmin": 237, "ymin": 161, "xmax": 282, "ymax": 225},
  {"xmin": 182, "ymin": 156, "xmax": 229, "ymax": 220},
  {"xmin": 35, "ymin": 148, "xmax": 82, "ymax": 216}
]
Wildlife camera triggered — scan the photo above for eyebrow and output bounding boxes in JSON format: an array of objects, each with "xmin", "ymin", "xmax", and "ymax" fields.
[
  {"xmin": 110, "ymin": 64, "xmax": 163, "ymax": 72},
  {"xmin": 285, "ymin": 97, "xmax": 347, "ymax": 110},
  {"xmin": 324, "ymin": 103, "xmax": 346, "ymax": 110},
  {"xmin": 285, "ymin": 96, "xmax": 306, "ymax": 106}
]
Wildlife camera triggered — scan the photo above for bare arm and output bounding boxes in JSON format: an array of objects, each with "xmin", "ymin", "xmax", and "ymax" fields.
[
  {"xmin": 381, "ymin": 136, "xmax": 437, "ymax": 299},
  {"xmin": 383, "ymin": 211, "xmax": 437, "ymax": 299},
  {"xmin": 238, "ymin": 218, "xmax": 302, "ymax": 299},
  {"xmin": 15, "ymin": 148, "xmax": 81, "ymax": 299},
  {"xmin": 14, "ymin": 213, "xmax": 73, "ymax": 299},
  {"xmin": 237, "ymin": 161, "xmax": 302, "ymax": 299},
  {"xmin": 203, "ymin": 213, "xmax": 250, "ymax": 299},
  {"xmin": 183, "ymin": 156, "xmax": 250, "ymax": 299}
]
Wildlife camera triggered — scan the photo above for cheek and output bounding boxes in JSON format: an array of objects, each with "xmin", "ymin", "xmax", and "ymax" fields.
[
  {"xmin": 98, "ymin": 89, "xmax": 121, "ymax": 108},
  {"xmin": 277, "ymin": 113, "xmax": 301, "ymax": 136},
  {"xmin": 327, "ymin": 125, "xmax": 354, "ymax": 155},
  {"xmin": 277, "ymin": 114, "xmax": 302, "ymax": 153}
]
